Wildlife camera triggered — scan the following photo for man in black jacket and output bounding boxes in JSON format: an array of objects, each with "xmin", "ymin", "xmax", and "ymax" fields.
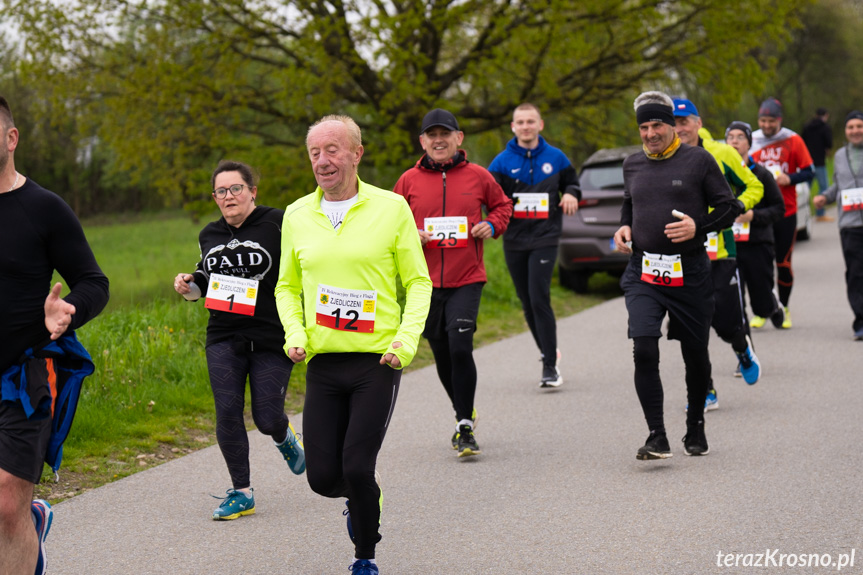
[
  {"xmin": 802, "ymin": 108, "xmax": 834, "ymax": 221},
  {"xmin": 614, "ymin": 91, "xmax": 741, "ymax": 461}
]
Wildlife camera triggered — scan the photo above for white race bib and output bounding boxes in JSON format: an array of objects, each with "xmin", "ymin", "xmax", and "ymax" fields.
[
  {"xmin": 204, "ymin": 273, "xmax": 259, "ymax": 316},
  {"xmin": 841, "ymin": 187, "xmax": 863, "ymax": 212},
  {"xmin": 513, "ymin": 193, "xmax": 550, "ymax": 219},
  {"xmin": 641, "ymin": 252, "xmax": 683, "ymax": 287},
  {"xmin": 316, "ymin": 284, "xmax": 376, "ymax": 333},
  {"xmin": 424, "ymin": 216, "xmax": 468, "ymax": 248},
  {"xmin": 732, "ymin": 221, "xmax": 750, "ymax": 242},
  {"xmin": 704, "ymin": 232, "xmax": 719, "ymax": 260}
]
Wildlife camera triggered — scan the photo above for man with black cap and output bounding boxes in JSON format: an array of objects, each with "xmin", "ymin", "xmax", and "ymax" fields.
[
  {"xmin": 393, "ymin": 108, "xmax": 512, "ymax": 458},
  {"xmin": 725, "ymin": 121, "xmax": 786, "ymax": 342},
  {"xmin": 672, "ymin": 97, "xmax": 764, "ymax": 398},
  {"xmin": 813, "ymin": 110, "xmax": 863, "ymax": 340},
  {"xmin": 614, "ymin": 91, "xmax": 741, "ymax": 460},
  {"xmin": 751, "ymin": 97, "xmax": 815, "ymax": 329}
]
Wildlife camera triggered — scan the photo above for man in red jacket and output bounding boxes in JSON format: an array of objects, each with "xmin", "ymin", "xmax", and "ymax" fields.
[{"xmin": 394, "ymin": 108, "xmax": 512, "ymax": 458}]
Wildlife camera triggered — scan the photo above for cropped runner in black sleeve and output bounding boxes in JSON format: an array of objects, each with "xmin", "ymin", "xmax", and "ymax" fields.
[
  {"xmin": 614, "ymin": 91, "xmax": 740, "ymax": 462},
  {"xmin": 0, "ymin": 95, "xmax": 109, "ymax": 575},
  {"xmin": 173, "ymin": 160, "xmax": 305, "ymax": 522}
]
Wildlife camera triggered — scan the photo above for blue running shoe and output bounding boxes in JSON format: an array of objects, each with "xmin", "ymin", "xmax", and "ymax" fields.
[
  {"xmin": 736, "ymin": 345, "xmax": 761, "ymax": 385},
  {"xmin": 212, "ymin": 488, "xmax": 255, "ymax": 520},
  {"xmin": 704, "ymin": 390, "xmax": 718, "ymax": 412},
  {"xmin": 275, "ymin": 422, "xmax": 306, "ymax": 474},
  {"xmin": 349, "ymin": 559, "xmax": 380, "ymax": 574},
  {"xmin": 344, "ymin": 500, "xmax": 355, "ymax": 543},
  {"xmin": 32, "ymin": 499, "xmax": 53, "ymax": 575}
]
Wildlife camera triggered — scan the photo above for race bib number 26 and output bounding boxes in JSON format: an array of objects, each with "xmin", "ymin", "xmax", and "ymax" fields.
[
  {"xmin": 316, "ymin": 284, "xmax": 376, "ymax": 333},
  {"xmin": 204, "ymin": 273, "xmax": 259, "ymax": 316},
  {"xmin": 641, "ymin": 252, "xmax": 684, "ymax": 287}
]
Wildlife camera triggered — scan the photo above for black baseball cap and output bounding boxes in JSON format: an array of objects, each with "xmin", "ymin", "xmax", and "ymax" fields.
[{"xmin": 420, "ymin": 108, "xmax": 459, "ymax": 134}]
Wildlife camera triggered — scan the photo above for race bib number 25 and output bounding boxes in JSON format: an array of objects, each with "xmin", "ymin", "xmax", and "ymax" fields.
[
  {"xmin": 316, "ymin": 284, "xmax": 376, "ymax": 333},
  {"xmin": 424, "ymin": 216, "xmax": 468, "ymax": 248}
]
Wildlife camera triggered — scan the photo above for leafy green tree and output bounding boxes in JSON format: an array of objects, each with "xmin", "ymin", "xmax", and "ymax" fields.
[{"xmin": 4, "ymin": 0, "xmax": 806, "ymax": 210}]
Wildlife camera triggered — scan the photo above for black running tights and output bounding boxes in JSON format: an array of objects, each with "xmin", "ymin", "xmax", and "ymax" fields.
[
  {"xmin": 427, "ymin": 329, "xmax": 477, "ymax": 422},
  {"xmin": 303, "ymin": 353, "xmax": 401, "ymax": 560},
  {"xmin": 633, "ymin": 337, "xmax": 711, "ymax": 432},
  {"xmin": 206, "ymin": 341, "xmax": 292, "ymax": 490}
]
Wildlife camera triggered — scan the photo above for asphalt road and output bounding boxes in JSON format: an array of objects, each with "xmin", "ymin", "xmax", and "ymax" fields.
[{"xmin": 47, "ymin": 219, "xmax": 863, "ymax": 574}]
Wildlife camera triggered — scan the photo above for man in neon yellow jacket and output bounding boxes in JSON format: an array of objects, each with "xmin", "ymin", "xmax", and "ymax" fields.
[
  {"xmin": 673, "ymin": 98, "xmax": 764, "ymax": 411},
  {"xmin": 275, "ymin": 115, "xmax": 431, "ymax": 575}
]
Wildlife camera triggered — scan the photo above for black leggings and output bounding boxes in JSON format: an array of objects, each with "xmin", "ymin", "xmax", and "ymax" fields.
[
  {"xmin": 633, "ymin": 337, "xmax": 711, "ymax": 432},
  {"xmin": 773, "ymin": 214, "xmax": 797, "ymax": 306},
  {"xmin": 303, "ymin": 353, "xmax": 401, "ymax": 560},
  {"xmin": 427, "ymin": 331, "xmax": 476, "ymax": 422},
  {"xmin": 737, "ymin": 242, "xmax": 781, "ymax": 318},
  {"xmin": 206, "ymin": 341, "xmax": 293, "ymax": 490},
  {"xmin": 504, "ymin": 246, "xmax": 558, "ymax": 366}
]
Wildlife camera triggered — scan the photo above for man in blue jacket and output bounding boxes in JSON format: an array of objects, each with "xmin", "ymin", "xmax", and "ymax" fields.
[{"xmin": 488, "ymin": 103, "xmax": 580, "ymax": 388}]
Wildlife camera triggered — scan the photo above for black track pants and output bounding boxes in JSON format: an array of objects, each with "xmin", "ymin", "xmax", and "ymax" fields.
[{"xmin": 303, "ymin": 353, "xmax": 401, "ymax": 560}]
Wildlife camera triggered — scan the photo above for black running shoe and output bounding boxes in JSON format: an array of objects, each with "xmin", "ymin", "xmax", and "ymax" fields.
[
  {"xmin": 636, "ymin": 431, "xmax": 672, "ymax": 460},
  {"xmin": 457, "ymin": 424, "xmax": 480, "ymax": 458},
  {"xmin": 540, "ymin": 365, "xmax": 562, "ymax": 388},
  {"xmin": 451, "ymin": 430, "xmax": 459, "ymax": 450},
  {"xmin": 682, "ymin": 420, "xmax": 710, "ymax": 456},
  {"xmin": 770, "ymin": 305, "xmax": 785, "ymax": 328}
]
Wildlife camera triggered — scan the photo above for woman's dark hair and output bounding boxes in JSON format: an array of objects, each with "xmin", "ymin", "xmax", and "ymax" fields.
[{"xmin": 211, "ymin": 160, "xmax": 258, "ymax": 190}]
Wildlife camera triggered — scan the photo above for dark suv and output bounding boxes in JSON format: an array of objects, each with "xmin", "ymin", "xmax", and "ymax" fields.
[{"xmin": 558, "ymin": 145, "xmax": 640, "ymax": 293}]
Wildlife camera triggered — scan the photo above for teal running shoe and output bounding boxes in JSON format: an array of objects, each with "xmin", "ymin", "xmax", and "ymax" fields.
[
  {"xmin": 349, "ymin": 559, "xmax": 379, "ymax": 574},
  {"xmin": 32, "ymin": 499, "xmax": 53, "ymax": 575},
  {"xmin": 212, "ymin": 488, "xmax": 255, "ymax": 520},
  {"xmin": 275, "ymin": 421, "xmax": 306, "ymax": 474}
]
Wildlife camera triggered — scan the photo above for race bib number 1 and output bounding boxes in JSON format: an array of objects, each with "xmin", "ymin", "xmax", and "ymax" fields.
[
  {"xmin": 641, "ymin": 252, "xmax": 684, "ymax": 287},
  {"xmin": 704, "ymin": 231, "xmax": 719, "ymax": 260},
  {"xmin": 732, "ymin": 221, "xmax": 750, "ymax": 242},
  {"xmin": 204, "ymin": 273, "xmax": 259, "ymax": 316},
  {"xmin": 841, "ymin": 187, "xmax": 863, "ymax": 212},
  {"xmin": 424, "ymin": 216, "xmax": 468, "ymax": 248},
  {"xmin": 513, "ymin": 193, "xmax": 550, "ymax": 219},
  {"xmin": 316, "ymin": 284, "xmax": 376, "ymax": 333}
]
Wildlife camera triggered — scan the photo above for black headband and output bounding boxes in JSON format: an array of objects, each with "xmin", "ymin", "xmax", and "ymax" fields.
[
  {"xmin": 846, "ymin": 111, "xmax": 863, "ymax": 125},
  {"xmin": 636, "ymin": 103, "xmax": 675, "ymax": 126}
]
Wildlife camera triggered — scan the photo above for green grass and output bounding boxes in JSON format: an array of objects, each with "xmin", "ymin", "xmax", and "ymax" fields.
[{"xmin": 36, "ymin": 212, "xmax": 621, "ymax": 500}]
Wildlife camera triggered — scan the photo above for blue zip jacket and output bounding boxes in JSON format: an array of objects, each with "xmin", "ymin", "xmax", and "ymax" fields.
[
  {"xmin": 488, "ymin": 136, "xmax": 581, "ymax": 250},
  {"xmin": 1, "ymin": 332, "xmax": 94, "ymax": 476}
]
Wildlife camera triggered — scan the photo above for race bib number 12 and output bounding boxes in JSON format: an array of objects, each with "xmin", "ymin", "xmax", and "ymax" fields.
[
  {"xmin": 316, "ymin": 284, "xmax": 376, "ymax": 333},
  {"xmin": 204, "ymin": 273, "xmax": 259, "ymax": 316},
  {"xmin": 641, "ymin": 252, "xmax": 684, "ymax": 287},
  {"xmin": 424, "ymin": 216, "xmax": 468, "ymax": 248}
]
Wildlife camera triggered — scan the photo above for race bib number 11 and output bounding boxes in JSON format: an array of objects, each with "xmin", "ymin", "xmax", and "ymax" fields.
[
  {"xmin": 513, "ymin": 193, "xmax": 550, "ymax": 219},
  {"xmin": 204, "ymin": 273, "xmax": 259, "ymax": 316},
  {"xmin": 316, "ymin": 284, "xmax": 376, "ymax": 333}
]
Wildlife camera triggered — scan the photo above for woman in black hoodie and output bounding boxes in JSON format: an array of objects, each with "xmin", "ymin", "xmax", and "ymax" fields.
[{"xmin": 173, "ymin": 160, "xmax": 304, "ymax": 520}]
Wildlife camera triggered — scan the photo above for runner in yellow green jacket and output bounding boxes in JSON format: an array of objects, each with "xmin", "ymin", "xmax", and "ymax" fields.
[
  {"xmin": 674, "ymin": 99, "xmax": 763, "ymax": 409},
  {"xmin": 274, "ymin": 115, "xmax": 431, "ymax": 575}
]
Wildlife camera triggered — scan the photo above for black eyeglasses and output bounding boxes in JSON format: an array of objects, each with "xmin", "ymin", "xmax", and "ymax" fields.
[{"xmin": 213, "ymin": 184, "xmax": 247, "ymax": 199}]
